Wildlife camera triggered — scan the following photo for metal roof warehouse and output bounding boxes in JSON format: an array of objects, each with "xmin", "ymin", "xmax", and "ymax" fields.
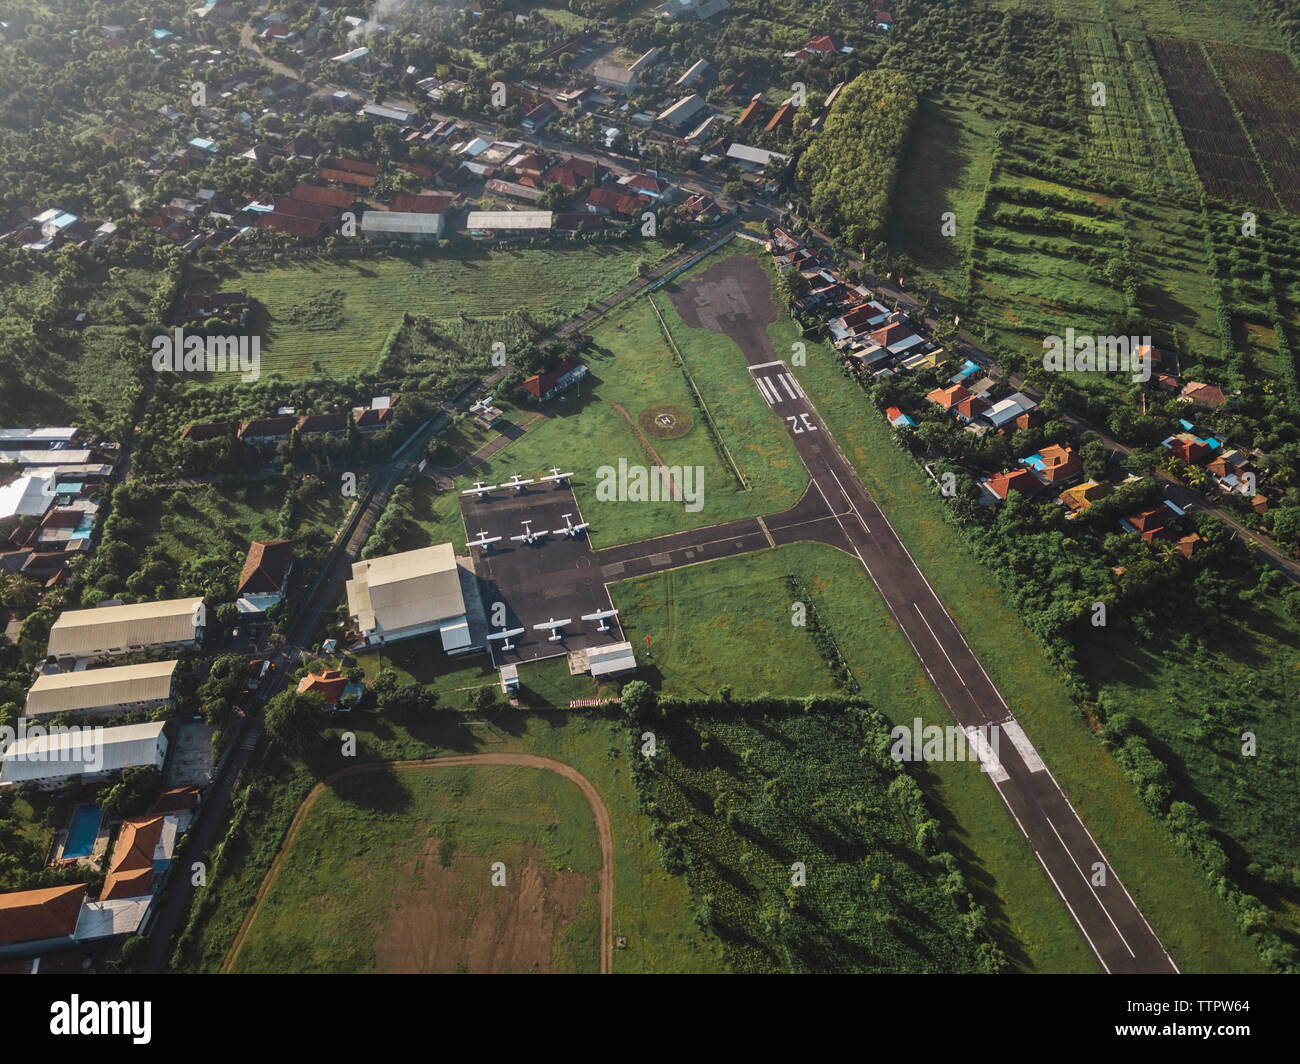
[
  {"xmin": 25, "ymin": 661, "xmax": 178, "ymax": 717},
  {"xmin": 46, "ymin": 597, "xmax": 204, "ymax": 659}
]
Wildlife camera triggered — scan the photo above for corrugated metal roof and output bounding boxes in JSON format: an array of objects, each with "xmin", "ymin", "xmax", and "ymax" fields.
[
  {"xmin": 26, "ymin": 661, "xmax": 177, "ymax": 717},
  {"xmin": 361, "ymin": 210, "xmax": 444, "ymax": 236},
  {"xmin": 347, "ymin": 545, "xmax": 465, "ymax": 637},
  {"xmin": 47, "ymin": 598, "xmax": 202, "ymax": 659},
  {"xmin": 588, "ymin": 641, "xmax": 637, "ymax": 676},
  {"xmin": 1, "ymin": 721, "xmax": 166, "ymax": 783},
  {"xmin": 465, "ymin": 210, "xmax": 553, "ymax": 230}
]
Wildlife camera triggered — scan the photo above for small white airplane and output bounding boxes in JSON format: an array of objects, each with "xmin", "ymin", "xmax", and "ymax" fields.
[
  {"xmin": 539, "ymin": 467, "xmax": 574, "ymax": 485},
  {"xmin": 467, "ymin": 530, "xmax": 503, "ymax": 552},
  {"xmin": 487, "ymin": 626, "xmax": 526, "ymax": 651},
  {"xmin": 461, "ymin": 480, "xmax": 496, "ymax": 499},
  {"xmin": 469, "ymin": 395, "xmax": 494, "ymax": 413},
  {"xmin": 533, "ymin": 617, "xmax": 571, "ymax": 643},
  {"xmin": 502, "ymin": 473, "xmax": 534, "ymax": 492},
  {"xmin": 552, "ymin": 513, "xmax": 590, "ymax": 538},
  {"xmin": 581, "ymin": 608, "xmax": 620, "ymax": 633},
  {"xmin": 510, "ymin": 519, "xmax": 545, "ymax": 546}
]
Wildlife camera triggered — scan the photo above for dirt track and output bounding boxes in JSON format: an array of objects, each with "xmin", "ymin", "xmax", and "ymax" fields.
[{"xmin": 221, "ymin": 754, "xmax": 615, "ymax": 974}]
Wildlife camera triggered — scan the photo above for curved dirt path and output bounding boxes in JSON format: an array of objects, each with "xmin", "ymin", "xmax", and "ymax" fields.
[{"xmin": 222, "ymin": 754, "xmax": 615, "ymax": 974}]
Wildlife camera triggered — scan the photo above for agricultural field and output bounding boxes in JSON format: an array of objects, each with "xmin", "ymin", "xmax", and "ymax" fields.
[
  {"xmin": 1072, "ymin": 22, "xmax": 1199, "ymax": 193},
  {"xmin": 1149, "ymin": 37, "xmax": 1277, "ymax": 210},
  {"xmin": 885, "ymin": 94, "xmax": 1000, "ymax": 300},
  {"xmin": 191, "ymin": 243, "xmax": 676, "ymax": 380},
  {"xmin": 1204, "ymin": 43, "xmax": 1300, "ymax": 213},
  {"xmin": 229, "ymin": 763, "xmax": 603, "ymax": 973}
]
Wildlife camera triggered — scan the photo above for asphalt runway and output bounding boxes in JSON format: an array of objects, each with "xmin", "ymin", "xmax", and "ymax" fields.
[{"xmin": 654, "ymin": 252, "xmax": 1179, "ymax": 974}]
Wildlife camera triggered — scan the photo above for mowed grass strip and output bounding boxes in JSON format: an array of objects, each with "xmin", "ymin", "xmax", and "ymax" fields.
[
  {"xmin": 231, "ymin": 763, "xmax": 602, "ymax": 974},
  {"xmin": 197, "ymin": 243, "xmax": 674, "ymax": 379},
  {"xmin": 408, "ymin": 291, "xmax": 808, "ymax": 550}
]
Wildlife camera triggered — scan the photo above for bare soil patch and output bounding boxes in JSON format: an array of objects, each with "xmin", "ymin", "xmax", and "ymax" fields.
[{"xmin": 372, "ymin": 839, "xmax": 593, "ymax": 973}]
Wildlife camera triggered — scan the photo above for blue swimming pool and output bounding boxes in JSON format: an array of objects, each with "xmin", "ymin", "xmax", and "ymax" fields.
[{"xmin": 63, "ymin": 804, "xmax": 101, "ymax": 859}]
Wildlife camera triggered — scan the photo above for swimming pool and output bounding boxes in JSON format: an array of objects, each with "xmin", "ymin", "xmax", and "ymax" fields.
[{"xmin": 62, "ymin": 804, "xmax": 102, "ymax": 860}]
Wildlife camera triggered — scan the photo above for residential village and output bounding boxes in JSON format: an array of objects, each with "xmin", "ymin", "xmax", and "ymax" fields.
[{"xmin": 763, "ymin": 226, "xmax": 1281, "ymax": 562}]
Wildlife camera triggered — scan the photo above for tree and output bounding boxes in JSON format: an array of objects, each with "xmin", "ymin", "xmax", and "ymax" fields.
[
  {"xmin": 264, "ymin": 690, "xmax": 324, "ymax": 754},
  {"xmin": 1271, "ymin": 506, "xmax": 1300, "ymax": 547},
  {"xmin": 468, "ymin": 686, "xmax": 499, "ymax": 712},
  {"xmin": 620, "ymin": 679, "xmax": 656, "ymax": 722},
  {"xmin": 101, "ymin": 767, "xmax": 161, "ymax": 818}
]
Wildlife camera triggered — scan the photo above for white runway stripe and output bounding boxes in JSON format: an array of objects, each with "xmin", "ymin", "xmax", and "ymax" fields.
[
  {"xmin": 777, "ymin": 373, "xmax": 799, "ymax": 400},
  {"xmin": 781, "ymin": 372, "xmax": 804, "ymax": 398},
  {"xmin": 754, "ymin": 375, "xmax": 777, "ymax": 406}
]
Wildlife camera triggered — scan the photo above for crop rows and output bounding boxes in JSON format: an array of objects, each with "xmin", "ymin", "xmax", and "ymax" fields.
[
  {"xmin": 1149, "ymin": 37, "xmax": 1278, "ymax": 210},
  {"xmin": 1205, "ymin": 43, "xmax": 1300, "ymax": 213}
]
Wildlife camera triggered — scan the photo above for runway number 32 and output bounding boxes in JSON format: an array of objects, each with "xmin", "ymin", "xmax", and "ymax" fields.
[{"xmin": 786, "ymin": 413, "xmax": 817, "ymax": 434}]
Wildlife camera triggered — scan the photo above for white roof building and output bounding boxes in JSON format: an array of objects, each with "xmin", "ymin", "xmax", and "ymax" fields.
[
  {"xmin": 347, "ymin": 544, "xmax": 473, "ymax": 652},
  {"xmin": 0, "ymin": 721, "xmax": 167, "ymax": 787},
  {"xmin": 984, "ymin": 392, "xmax": 1039, "ymax": 429},
  {"xmin": 725, "ymin": 143, "xmax": 790, "ymax": 170},
  {"xmin": 7, "ymin": 449, "xmax": 92, "ymax": 466},
  {"xmin": 0, "ymin": 427, "xmax": 79, "ymax": 446},
  {"xmin": 587, "ymin": 641, "xmax": 637, "ymax": 678},
  {"xmin": 25, "ymin": 661, "xmax": 178, "ymax": 718},
  {"xmin": 361, "ymin": 211, "xmax": 445, "ymax": 240},
  {"xmin": 465, "ymin": 211, "xmax": 553, "ymax": 233},
  {"xmin": 0, "ymin": 475, "xmax": 53, "ymax": 523},
  {"xmin": 46, "ymin": 598, "xmax": 204, "ymax": 660}
]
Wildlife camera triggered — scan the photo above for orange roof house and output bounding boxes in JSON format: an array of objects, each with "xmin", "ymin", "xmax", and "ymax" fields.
[
  {"xmin": 101, "ymin": 816, "xmax": 168, "ymax": 901},
  {"xmin": 1168, "ymin": 434, "xmax": 1211, "ymax": 464},
  {"xmin": 1180, "ymin": 381, "xmax": 1226, "ymax": 409},
  {"xmin": 0, "ymin": 883, "xmax": 87, "ymax": 947},
  {"xmin": 983, "ymin": 468, "xmax": 1040, "ymax": 501},
  {"xmin": 953, "ymin": 394, "xmax": 990, "ymax": 421},
  {"xmin": 297, "ymin": 669, "xmax": 348, "ymax": 706},
  {"xmin": 926, "ymin": 383, "xmax": 970, "ymax": 411},
  {"xmin": 1035, "ymin": 444, "xmax": 1083, "ymax": 485},
  {"xmin": 1126, "ymin": 505, "xmax": 1176, "ymax": 542}
]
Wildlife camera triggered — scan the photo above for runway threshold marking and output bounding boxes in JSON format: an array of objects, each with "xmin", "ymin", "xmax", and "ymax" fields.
[
  {"xmin": 1001, "ymin": 719, "xmax": 1045, "ymax": 773},
  {"xmin": 754, "ymin": 375, "xmax": 778, "ymax": 407}
]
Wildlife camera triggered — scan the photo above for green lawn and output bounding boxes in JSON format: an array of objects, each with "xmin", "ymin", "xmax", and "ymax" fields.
[
  {"xmin": 230, "ymin": 763, "xmax": 603, "ymax": 973},
  {"xmin": 192, "ymin": 244, "xmax": 676, "ymax": 380}
]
